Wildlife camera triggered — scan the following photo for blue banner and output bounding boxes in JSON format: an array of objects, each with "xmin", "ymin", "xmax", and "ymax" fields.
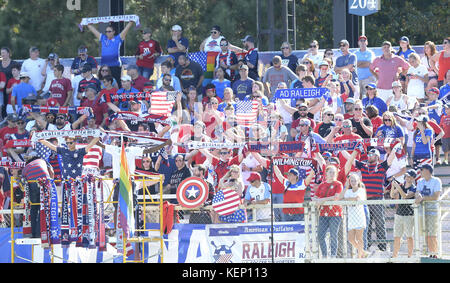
[{"xmin": 273, "ymin": 88, "xmax": 329, "ymax": 100}]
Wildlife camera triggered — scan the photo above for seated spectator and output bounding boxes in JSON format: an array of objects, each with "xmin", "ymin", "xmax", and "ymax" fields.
[
  {"xmin": 99, "ymin": 75, "xmax": 119, "ymax": 113},
  {"xmin": 71, "ymin": 45, "xmax": 98, "ymax": 76},
  {"xmin": 80, "ymin": 86, "xmax": 108, "ymax": 127},
  {"xmin": 315, "ymin": 107, "xmax": 336, "ymax": 139},
  {"xmin": 175, "ymin": 54, "xmax": 204, "ymax": 94},
  {"xmin": 351, "ymin": 101, "xmax": 374, "ymax": 139},
  {"xmin": 290, "ymin": 64, "xmax": 307, "ymax": 89},
  {"xmin": 156, "ymin": 61, "xmax": 182, "ymax": 91},
  {"xmin": 217, "ymin": 87, "xmax": 236, "ymax": 112},
  {"xmin": 339, "ymin": 68, "xmax": 358, "ymax": 100},
  {"xmin": 300, "ymin": 57, "xmax": 318, "ymax": 79},
  {"xmin": 77, "ymin": 64, "xmax": 101, "ymax": 101},
  {"xmin": 315, "ymin": 60, "xmax": 332, "ymax": 88},
  {"xmin": 164, "ymin": 154, "xmax": 192, "ymax": 204},
  {"xmin": 127, "ymin": 65, "xmax": 150, "ymax": 92},
  {"xmin": 217, "ymin": 165, "xmax": 247, "ymax": 223},
  {"xmin": 262, "ymin": 55, "xmax": 298, "ymax": 96},
  {"xmin": 362, "ymin": 83, "xmax": 388, "ymax": 116},
  {"xmin": 6, "ymin": 115, "xmax": 30, "ymax": 162},
  {"xmin": 387, "ymin": 81, "xmax": 411, "ymax": 113},
  {"xmin": 375, "ymin": 111, "xmax": 405, "ymax": 145},
  {"xmin": 185, "ymin": 86, "xmax": 203, "ymax": 124},
  {"xmin": 115, "ymin": 75, "xmax": 140, "ymax": 111},
  {"xmin": 201, "ymin": 84, "xmax": 222, "ymax": 107},
  {"xmin": 0, "ymin": 114, "xmax": 18, "ymax": 157},
  {"xmin": 211, "ymin": 67, "xmax": 231, "ymax": 100},
  {"xmin": 365, "ymin": 105, "xmax": 383, "ymax": 134}
]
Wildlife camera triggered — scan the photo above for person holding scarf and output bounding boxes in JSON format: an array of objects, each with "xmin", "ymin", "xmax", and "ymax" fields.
[
  {"xmin": 215, "ymin": 38, "xmax": 239, "ymax": 82},
  {"xmin": 362, "ymin": 83, "xmax": 387, "ymax": 116}
]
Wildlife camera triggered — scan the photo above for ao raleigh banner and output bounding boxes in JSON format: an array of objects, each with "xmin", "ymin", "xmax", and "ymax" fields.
[{"xmin": 1, "ymin": 222, "xmax": 305, "ymax": 263}]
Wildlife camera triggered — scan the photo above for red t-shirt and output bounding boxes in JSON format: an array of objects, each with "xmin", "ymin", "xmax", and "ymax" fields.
[
  {"xmin": 132, "ymin": 76, "xmax": 150, "ymax": 92},
  {"xmin": 315, "ymin": 181, "xmax": 343, "ymax": 217},
  {"xmin": 135, "ymin": 39, "xmax": 162, "ymax": 69},
  {"xmin": 282, "ymin": 179, "xmax": 307, "ymax": 214},
  {"xmin": 371, "ymin": 116, "xmax": 383, "ymax": 134},
  {"xmin": 211, "ymin": 155, "xmax": 240, "ymax": 188},
  {"xmin": 440, "ymin": 114, "xmax": 450, "ymax": 139},
  {"xmin": 6, "ymin": 77, "xmax": 21, "ymax": 104},
  {"xmin": 0, "ymin": 126, "xmax": 18, "ymax": 156},
  {"xmin": 265, "ymin": 157, "xmax": 293, "ymax": 194},
  {"xmin": 333, "ymin": 133, "xmax": 362, "ymax": 169},
  {"xmin": 99, "ymin": 88, "xmax": 119, "ymax": 104},
  {"xmin": 49, "ymin": 77, "xmax": 73, "ymax": 106},
  {"xmin": 81, "ymin": 97, "xmax": 108, "ymax": 126}
]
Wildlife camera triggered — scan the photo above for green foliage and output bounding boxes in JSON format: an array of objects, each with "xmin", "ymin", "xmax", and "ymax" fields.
[{"xmin": 0, "ymin": 0, "xmax": 447, "ymax": 60}]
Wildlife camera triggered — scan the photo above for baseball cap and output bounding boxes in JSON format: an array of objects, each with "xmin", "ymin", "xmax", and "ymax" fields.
[
  {"xmin": 406, "ymin": 169, "xmax": 417, "ymax": 178},
  {"xmin": 121, "ymin": 75, "xmax": 132, "ymax": 81},
  {"xmin": 130, "ymin": 100, "xmax": 141, "ymax": 104},
  {"xmin": 415, "ymin": 115, "xmax": 428, "ymax": 122},
  {"xmin": 392, "ymin": 81, "xmax": 402, "ymax": 88},
  {"xmin": 319, "ymin": 60, "xmax": 329, "ymax": 67},
  {"xmin": 19, "ymin": 72, "xmax": 30, "ymax": 78},
  {"xmin": 6, "ymin": 113, "xmax": 19, "ymax": 122},
  {"xmin": 322, "ymin": 151, "xmax": 333, "ymax": 159},
  {"xmin": 288, "ymin": 168, "xmax": 299, "ymax": 176},
  {"xmin": 399, "ymin": 36, "xmax": 409, "ymax": 43},
  {"xmin": 78, "ymin": 46, "xmax": 88, "ymax": 54},
  {"xmin": 85, "ymin": 84, "xmax": 98, "ymax": 93},
  {"xmin": 345, "ymin": 98, "xmax": 355, "ymax": 104},
  {"xmin": 211, "ymin": 25, "xmax": 221, "ymax": 33},
  {"xmin": 241, "ymin": 35, "xmax": 255, "ymax": 43},
  {"xmin": 365, "ymin": 83, "xmax": 377, "ymax": 89},
  {"xmin": 48, "ymin": 53, "xmax": 58, "ymax": 60},
  {"xmin": 247, "ymin": 172, "xmax": 261, "ymax": 182},
  {"xmin": 171, "ymin": 25, "xmax": 182, "ymax": 31},
  {"xmin": 358, "ymin": 35, "xmax": 368, "ymax": 41}
]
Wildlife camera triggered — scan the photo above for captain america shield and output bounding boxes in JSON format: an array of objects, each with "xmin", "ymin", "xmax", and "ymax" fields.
[{"xmin": 176, "ymin": 177, "xmax": 209, "ymax": 208}]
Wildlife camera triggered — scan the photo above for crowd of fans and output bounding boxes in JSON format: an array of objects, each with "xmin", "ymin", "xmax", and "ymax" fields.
[{"xmin": 0, "ymin": 21, "xmax": 449, "ymax": 258}]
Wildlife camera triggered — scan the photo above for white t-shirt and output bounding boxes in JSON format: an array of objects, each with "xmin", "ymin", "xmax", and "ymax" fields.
[
  {"xmin": 47, "ymin": 122, "xmax": 73, "ymax": 145},
  {"xmin": 21, "ymin": 58, "xmax": 46, "ymax": 91},
  {"xmin": 104, "ymin": 145, "xmax": 144, "ymax": 179},
  {"xmin": 71, "ymin": 74, "xmax": 84, "ymax": 107},
  {"xmin": 203, "ymin": 35, "xmax": 225, "ymax": 53},
  {"xmin": 407, "ymin": 64, "xmax": 428, "ymax": 99},
  {"xmin": 386, "ymin": 156, "xmax": 407, "ymax": 184},
  {"xmin": 275, "ymin": 99, "xmax": 293, "ymax": 124},
  {"xmin": 244, "ymin": 182, "xmax": 271, "ymax": 221},
  {"xmin": 301, "ymin": 52, "xmax": 323, "ymax": 67},
  {"xmin": 42, "ymin": 65, "xmax": 56, "ymax": 93},
  {"xmin": 240, "ymin": 154, "xmax": 261, "ymax": 187}
]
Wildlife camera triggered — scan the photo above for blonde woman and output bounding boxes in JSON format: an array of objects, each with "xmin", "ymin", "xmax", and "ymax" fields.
[
  {"xmin": 375, "ymin": 111, "xmax": 405, "ymax": 146},
  {"xmin": 217, "ymin": 165, "xmax": 247, "ymax": 223},
  {"xmin": 338, "ymin": 172, "xmax": 370, "ymax": 258}
]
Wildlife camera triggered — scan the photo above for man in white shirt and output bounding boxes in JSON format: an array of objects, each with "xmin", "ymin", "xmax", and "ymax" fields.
[
  {"xmin": 21, "ymin": 47, "xmax": 46, "ymax": 93},
  {"xmin": 244, "ymin": 172, "xmax": 271, "ymax": 221}
]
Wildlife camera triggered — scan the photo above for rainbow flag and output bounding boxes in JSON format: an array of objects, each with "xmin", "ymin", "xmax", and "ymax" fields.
[{"xmin": 118, "ymin": 143, "xmax": 135, "ymax": 238}]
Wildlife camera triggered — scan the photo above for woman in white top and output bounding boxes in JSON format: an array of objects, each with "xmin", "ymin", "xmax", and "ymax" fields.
[
  {"xmin": 386, "ymin": 80, "xmax": 411, "ymax": 112},
  {"xmin": 421, "ymin": 41, "xmax": 439, "ymax": 90},
  {"xmin": 338, "ymin": 172, "xmax": 369, "ymax": 258}
]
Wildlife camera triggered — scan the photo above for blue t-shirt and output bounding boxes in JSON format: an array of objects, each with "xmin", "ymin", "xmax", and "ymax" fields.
[
  {"xmin": 116, "ymin": 87, "xmax": 140, "ymax": 110},
  {"xmin": 167, "ymin": 37, "xmax": 189, "ymax": 67},
  {"xmin": 376, "ymin": 125, "xmax": 404, "ymax": 139},
  {"xmin": 245, "ymin": 49, "xmax": 259, "ymax": 80},
  {"xmin": 417, "ymin": 177, "xmax": 441, "ymax": 215},
  {"xmin": 427, "ymin": 100, "xmax": 443, "ymax": 125},
  {"xmin": 56, "ymin": 147, "xmax": 87, "ymax": 179},
  {"xmin": 413, "ymin": 128, "xmax": 433, "ymax": 158},
  {"xmin": 212, "ymin": 79, "xmax": 231, "ymax": 100},
  {"xmin": 362, "ymin": 97, "xmax": 387, "ymax": 115},
  {"xmin": 12, "ymin": 82, "xmax": 37, "ymax": 110},
  {"xmin": 100, "ymin": 34, "xmax": 123, "ymax": 67},
  {"xmin": 396, "ymin": 48, "xmax": 416, "ymax": 60},
  {"xmin": 232, "ymin": 79, "xmax": 254, "ymax": 101},
  {"xmin": 336, "ymin": 52, "xmax": 358, "ymax": 84},
  {"xmin": 354, "ymin": 49, "xmax": 375, "ymax": 80},
  {"xmin": 71, "ymin": 56, "xmax": 98, "ymax": 75}
]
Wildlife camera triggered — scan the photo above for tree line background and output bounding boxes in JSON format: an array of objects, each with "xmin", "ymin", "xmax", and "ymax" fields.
[{"xmin": 0, "ymin": 0, "xmax": 448, "ymax": 60}]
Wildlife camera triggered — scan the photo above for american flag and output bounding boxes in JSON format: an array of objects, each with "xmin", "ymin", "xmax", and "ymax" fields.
[
  {"xmin": 235, "ymin": 100, "xmax": 259, "ymax": 127},
  {"xmin": 188, "ymin": 52, "xmax": 207, "ymax": 71},
  {"xmin": 212, "ymin": 188, "xmax": 241, "ymax": 216},
  {"xmin": 298, "ymin": 168, "xmax": 307, "ymax": 180},
  {"xmin": 35, "ymin": 142, "xmax": 53, "ymax": 161},
  {"xmin": 150, "ymin": 91, "xmax": 176, "ymax": 117}
]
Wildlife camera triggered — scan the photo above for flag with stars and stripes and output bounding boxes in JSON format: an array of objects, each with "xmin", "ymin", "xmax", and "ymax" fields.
[
  {"xmin": 235, "ymin": 100, "xmax": 259, "ymax": 127},
  {"xmin": 188, "ymin": 51, "xmax": 207, "ymax": 71},
  {"xmin": 212, "ymin": 188, "xmax": 241, "ymax": 216}
]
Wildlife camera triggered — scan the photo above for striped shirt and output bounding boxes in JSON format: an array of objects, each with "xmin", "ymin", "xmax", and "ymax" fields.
[
  {"xmin": 355, "ymin": 160, "xmax": 389, "ymax": 199},
  {"xmin": 82, "ymin": 145, "xmax": 103, "ymax": 175},
  {"xmin": 23, "ymin": 159, "xmax": 51, "ymax": 181}
]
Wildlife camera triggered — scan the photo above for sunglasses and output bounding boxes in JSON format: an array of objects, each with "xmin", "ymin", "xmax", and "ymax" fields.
[
  {"xmin": 281, "ymin": 47, "xmax": 289, "ymax": 49},
  {"xmin": 340, "ymin": 44, "xmax": 346, "ymax": 47},
  {"xmin": 302, "ymin": 61, "xmax": 310, "ymax": 64},
  {"xmin": 326, "ymin": 113, "xmax": 334, "ymax": 117},
  {"xmin": 299, "ymin": 124, "xmax": 308, "ymax": 127},
  {"xmin": 383, "ymin": 119, "xmax": 392, "ymax": 122},
  {"xmin": 106, "ymin": 30, "xmax": 114, "ymax": 33},
  {"xmin": 310, "ymin": 45, "xmax": 317, "ymax": 48},
  {"xmin": 335, "ymin": 118, "xmax": 343, "ymax": 122},
  {"xmin": 66, "ymin": 142, "xmax": 75, "ymax": 145},
  {"xmin": 354, "ymin": 108, "xmax": 363, "ymax": 111},
  {"xmin": 175, "ymin": 159, "xmax": 184, "ymax": 162},
  {"xmin": 220, "ymin": 152, "xmax": 230, "ymax": 155},
  {"xmin": 56, "ymin": 116, "xmax": 65, "ymax": 120},
  {"xmin": 16, "ymin": 121, "xmax": 25, "ymax": 124},
  {"xmin": 299, "ymin": 107, "xmax": 307, "ymax": 111},
  {"xmin": 343, "ymin": 125, "xmax": 352, "ymax": 128},
  {"xmin": 211, "ymin": 31, "xmax": 218, "ymax": 34},
  {"xmin": 325, "ymin": 53, "xmax": 333, "ymax": 56},
  {"xmin": 444, "ymin": 41, "xmax": 449, "ymax": 44},
  {"xmin": 220, "ymin": 43, "xmax": 228, "ymax": 46},
  {"xmin": 143, "ymin": 160, "xmax": 151, "ymax": 163}
]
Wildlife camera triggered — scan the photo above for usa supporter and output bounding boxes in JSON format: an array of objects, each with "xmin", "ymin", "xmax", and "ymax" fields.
[
  {"xmin": 346, "ymin": 144, "xmax": 398, "ymax": 253},
  {"xmin": 440, "ymin": 104, "xmax": 450, "ymax": 165},
  {"xmin": 77, "ymin": 64, "xmax": 101, "ymax": 102},
  {"xmin": 81, "ymin": 136, "xmax": 104, "ymax": 177},
  {"xmin": 70, "ymin": 46, "xmax": 98, "ymax": 77},
  {"xmin": 351, "ymin": 100, "xmax": 373, "ymax": 139},
  {"xmin": 48, "ymin": 64, "xmax": 73, "ymax": 107},
  {"xmin": 6, "ymin": 115, "xmax": 30, "ymax": 162},
  {"xmin": 411, "ymin": 115, "xmax": 434, "ymax": 179},
  {"xmin": 332, "ymin": 119, "xmax": 363, "ymax": 168},
  {"xmin": 244, "ymin": 172, "xmax": 272, "ymax": 222}
]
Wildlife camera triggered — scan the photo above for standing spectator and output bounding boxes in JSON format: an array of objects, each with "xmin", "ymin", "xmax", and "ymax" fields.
[
  {"xmin": 345, "ymin": 147, "xmax": 397, "ymax": 253},
  {"xmin": 426, "ymin": 87, "xmax": 444, "ymax": 125},
  {"xmin": 135, "ymin": 27, "xmax": 161, "ymax": 79},
  {"xmin": 77, "ymin": 65, "xmax": 101, "ymax": 101},
  {"xmin": 370, "ymin": 41, "xmax": 410, "ymax": 102},
  {"xmin": 439, "ymin": 70, "xmax": 450, "ymax": 100},
  {"xmin": 175, "ymin": 54, "xmax": 205, "ymax": 94},
  {"xmin": 21, "ymin": 47, "xmax": 46, "ymax": 94},
  {"xmin": 315, "ymin": 108, "xmax": 336, "ymax": 139},
  {"xmin": 115, "ymin": 75, "xmax": 140, "ymax": 111},
  {"xmin": 411, "ymin": 115, "xmax": 434, "ymax": 179},
  {"xmin": 5, "ymin": 64, "xmax": 21, "ymax": 115},
  {"xmin": 338, "ymin": 172, "xmax": 369, "ymax": 258},
  {"xmin": 71, "ymin": 46, "xmax": 98, "ymax": 76},
  {"xmin": 431, "ymin": 37, "xmax": 450, "ymax": 88},
  {"xmin": 86, "ymin": 22, "xmax": 135, "ymax": 87},
  {"xmin": 0, "ymin": 70, "xmax": 5, "ymax": 120},
  {"xmin": 279, "ymin": 42, "xmax": 298, "ymax": 73},
  {"xmin": 167, "ymin": 25, "xmax": 189, "ymax": 67},
  {"xmin": 332, "ymin": 119, "xmax": 362, "ymax": 167},
  {"xmin": 80, "ymin": 86, "xmax": 108, "ymax": 127},
  {"xmin": 215, "ymin": 38, "xmax": 239, "ymax": 81},
  {"xmin": 390, "ymin": 170, "xmax": 417, "ymax": 258},
  {"xmin": 99, "ymin": 75, "xmax": 119, "ymax": 113},
  {"xmin": 0, "ymin": 47, "xmax": 19, "ymax": 82},
  {"xmin": 244, "ymin": 172, "xmax": 272, "ymax": 222},
  {"xmin": 216, "ymin": 165, "xmax": 247, "ymax": 223},
  {"xmin": 415, "ymin": 163, "xmax": 442, "ymax": 258},
  {"xmin": 335, "ymin": 39, "xmax": 358, "ymax": 88},
  {"xmin": 200, "ymin": 25, "xmax": 225, "ymax": 53},
  {"xmin": 165, "ymin": 154, "xmax": 192, "ymax": 203},
  {"xmin": 422, "ymin": 41, "xmax": 439, "ymax": 90},
  {"xmin": 301, "ymin": 40, "xmax": 323, "ymax": 67},
  {"xmin": 440, "ymin": 104, "xmax": 450, "ymax": 165},
  {"xmin": 127, "ymin": 65, "xmax": 150, "ymax": 92},
  {"xmin": 241, "ymin": 35, "xmax": 259, "ymax": 81},
  {"xmin": 396, "ymin": 36, "xmax": 416, "ymax": 60},
  {"xmin": 386, "ymin": 81, "xmax": 411, "ymax": 113},
  {"xmin": 354, "ymin": 35, "xmax": 376, "ymax": 99},
  {"xmin": 262, "ymin": 56, "xmax": 298, "ymax": 96},
  {"xmin": 48, "ymin": 64, "xmax": 73, "ymax": 107},
  {"xmin": 11, "ymin": 72, "xmax": 37, "ymax": 113},
  {"xmin": 406, "ymin": 53, "xmax": 429, "ymax": 103},
  {"xmin": 362, "ymin": 83, "xmax": 387, "ymax": 116},
  {"xmin": 339, "ymin": 68, "xmax": 358, "ymax": 100},
  {"xmin": 351, "ymin": 101, "xmax": 373, "ymax": 139},
  {"xmin": 231, "ymin": 65, "xmax": 254, "ymax": 101},
  {"xmin": 156, "ymin": 61, "xmax": 182, "ymax": 91},
  {"xmin": 312, "ymin": 165, "xmax": 343, "ymax": 258},
  {"xmin": 0, "ymin": 114, "xmax": 18, "ymax": 157},
  {"xmin": 41, "ymin": 53, "xmax": 60, "ymax": 93}
]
